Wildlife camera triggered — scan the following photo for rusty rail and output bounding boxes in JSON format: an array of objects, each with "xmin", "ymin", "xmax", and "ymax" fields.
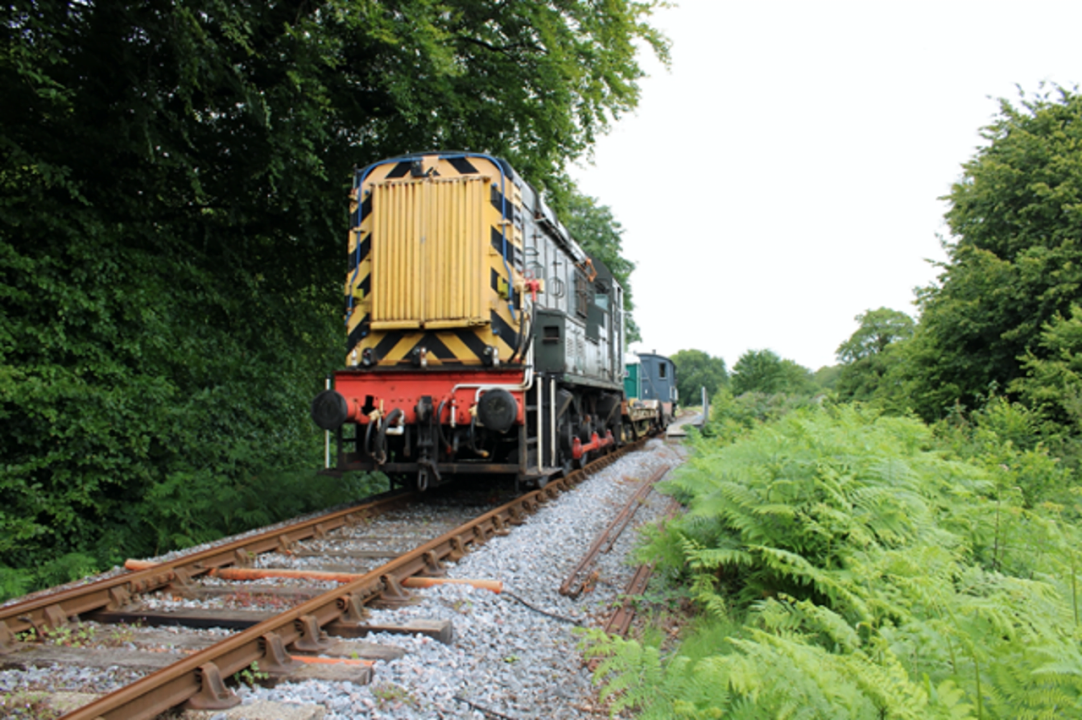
[
  {"xmin": 596, "ymin": 497, "xmax": 684, "ymax": 640},
  {"xmin": 559, "ymin": 465, "xmax": 668, "ymax": 598},
  {"xmin": 53, "ymin": 437, "xmax": 647, "ymax": 720},
  {"xmin": 601, "ymin": 563, "xmax": 655, "ymax": 637},
  {"xmin": 0, "ymin": 494, "xmax": 413, "ymax": 643}
]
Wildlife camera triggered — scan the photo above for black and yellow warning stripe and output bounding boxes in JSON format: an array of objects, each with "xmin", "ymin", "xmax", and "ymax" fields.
[{"xmin": 342, "ymin": 153, "xmax": 524, "ymax": 367}]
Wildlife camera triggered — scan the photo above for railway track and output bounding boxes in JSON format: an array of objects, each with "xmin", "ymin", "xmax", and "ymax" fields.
[{"xmin": 0, "ymin": 436, "xmax": 685, "ymax": 719}]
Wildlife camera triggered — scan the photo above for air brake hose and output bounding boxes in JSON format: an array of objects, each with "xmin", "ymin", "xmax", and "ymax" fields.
[
  {"xmin": 510, "ymin": 305, "xmax": 533, "ymax": 364},
  {"xmin": 373, "ymin": 408, "xmax": 403, "ymax": 465},
  {"xmin": 436, "ymin": 398, "xmax": 453, "ymax": 454},
  {"xmin": 468, "ymin": 416, "xmax": 489, "ymax": 458},
  {"xmin": 364, "ymin": 416, "xmax": 382, "ymax": 463}
]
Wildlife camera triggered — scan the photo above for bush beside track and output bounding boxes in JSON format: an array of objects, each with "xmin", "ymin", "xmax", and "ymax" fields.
[
  {"xmin": 584, "ymin": 403, "xmax": 1082, "ymax": 719},
  {"xmin": 0, "ymin": 252, "xmax": 384, "ymax": 600}
]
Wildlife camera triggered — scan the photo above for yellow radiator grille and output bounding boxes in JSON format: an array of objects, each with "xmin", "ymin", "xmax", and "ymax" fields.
[{"xmin": 370, "ymin": 176, "xmax": 489, "ymax": 329}]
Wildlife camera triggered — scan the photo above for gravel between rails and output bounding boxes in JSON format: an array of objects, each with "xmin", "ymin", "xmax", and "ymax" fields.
[
  {"xmin": 235, "ymin": 439, "xmax": 685, "ymax": 720},
  {"xmin": 0, "ymin": 439, "xmax": 685, "ymax": 719}
]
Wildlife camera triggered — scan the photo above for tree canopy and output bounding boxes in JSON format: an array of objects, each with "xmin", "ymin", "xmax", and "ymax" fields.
[
  {"xmin": 1012, "ymin": 305, "xmax": 1082, "ymax": 431},
  {"xmin": 0, "ymin": 0, "xmax": 667, "ymax": 589},
  {"xmin": 836, "ymin": 308, "xmax": 915, "ymax": 364},
  {"xmin": 835, "ymin": 308, "xmax": 914, "ymax": 403},
  {"xmin": 903, "ymin": 87, "xmax": 1082, "ymax": 419},
  {"xmin": 670, "ymin": 349, "xmax": 728, "ymax": 406},
  {"xmin": 730, "ymin": 349, "xmax": 816, "ymax": 396}
]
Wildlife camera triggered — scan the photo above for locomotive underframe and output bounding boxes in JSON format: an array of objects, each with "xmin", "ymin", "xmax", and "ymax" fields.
[{"xmin": 327, "ymin": 368, "xmax": 658, "ymax": 490}]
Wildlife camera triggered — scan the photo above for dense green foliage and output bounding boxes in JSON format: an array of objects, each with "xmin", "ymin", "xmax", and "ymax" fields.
[
  {"xmin": 670, "ymin": 349, "xmax": 729, "ymax": 407},
  {"xmin": 581, "ymin": 85, "xmax": 1082, "ymax": 720},
  {"xmin": 703, "ymin": 387, "xmax": 821, "ymax": 439},
  {"xmin": 587, "ymin": 406, "xmax": 1082, "ymax": 718},
  {"xmin": 813, "ymin": 363, "xmax": 843, "ymax": 391},
  {"xmin": 835, "ymin": 308, "xmax": 914, "ymax": 403},
  {"xmin": 900, "ymin": 87, "xmax": 1082, "ymax": 420},
  {"xmin": 836, "ymin": 308, "xmax": 915, "ymax": 364},
  {"xmin": 588, "ymin": 87, "xmax": 1082, "ymax": 719},
  {"xmin": 730, "ymin": 348, "xmax": 817, "ymax": 396},
  {"xmin": 696, "ymin": 349, "xmax": 823, "ymax": 442},
  {"xmin": 1012, "ymin": 305, "xmax": 1082, "ymax": 433},
  {"xmin": 0, "ymin": 0, "xmax": 665, "ymax": 597}
]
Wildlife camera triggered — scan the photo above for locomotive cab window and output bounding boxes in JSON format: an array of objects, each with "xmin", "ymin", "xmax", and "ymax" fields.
[
  {"xmin": 659, "ymin": 362, "xmax": 667, "ymax": 379},
  {"xmin": 586, "ymin": 302, "xmax": 604, "ymax": 342},
  {"xmin": 574, "ymin": 272, "xmax": 590, "ymax": 318}
]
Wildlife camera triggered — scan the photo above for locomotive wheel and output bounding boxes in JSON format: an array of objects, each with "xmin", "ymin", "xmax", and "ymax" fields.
[{"xmin": 558, "ymin": 422, "xmax": 574, "ymax": 456}]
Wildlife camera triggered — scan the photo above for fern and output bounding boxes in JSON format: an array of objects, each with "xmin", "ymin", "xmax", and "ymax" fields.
[
  {"xmin": 607, "ymin": 405, "xmax": 1082, "ymax": 719},
  {"xmin": 582, "ymin": 630, "xmax": 665, "ymax": 715}
]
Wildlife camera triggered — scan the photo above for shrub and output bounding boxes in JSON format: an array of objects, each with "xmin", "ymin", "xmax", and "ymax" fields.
[{"xmin": 590, "ymin": 405, "xmax": 1082, "ymax": 718}]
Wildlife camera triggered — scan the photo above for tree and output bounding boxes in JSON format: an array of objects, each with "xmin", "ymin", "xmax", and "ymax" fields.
[
  {"xmin": 562, "ymin": 191, "xmax": 640, "ymax": 341},
  {"xmin": 731, "ymin": 349, "xmax": 816, "ymax": 396},
  {"xmin": 813, "ymin": 365, "xmax": 843, "ymax": 391},
  {"xmin": 0, "ymin": 0, "xmax": 667, "ymax": 577},
  {"xmin": 836, "ymin": 308, "xmax": 915, "ymax": 363},
  {"xmin": 671, "ymin": 349, "xmax": 729, "ymax": 406},
  {"xmin": 835, "ymin": 308, "xmax": 914, "ymax": 402},
  {"xmin": 1012, "ymin": 305, "xmax": 1082, "ymax": 431},
  {"xmin": 903, "ymin": 86, "xmax": 1082, "ymax": 419}
]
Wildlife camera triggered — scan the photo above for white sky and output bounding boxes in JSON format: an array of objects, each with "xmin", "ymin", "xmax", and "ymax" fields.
[{"xmin": 570, "ymin": 0, "xmax": 1082, "ymax": 371}]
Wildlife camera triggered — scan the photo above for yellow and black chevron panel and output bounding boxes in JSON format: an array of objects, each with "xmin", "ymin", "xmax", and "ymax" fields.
[{"xmin": 343, "ymin": 153, "xmax": 525, "ymax": 366}]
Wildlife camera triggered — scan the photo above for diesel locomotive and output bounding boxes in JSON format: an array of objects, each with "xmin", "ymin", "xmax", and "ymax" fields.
[{"xmin": 310, "ymin": 151, "xmax": 666, "ymax": 490}]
